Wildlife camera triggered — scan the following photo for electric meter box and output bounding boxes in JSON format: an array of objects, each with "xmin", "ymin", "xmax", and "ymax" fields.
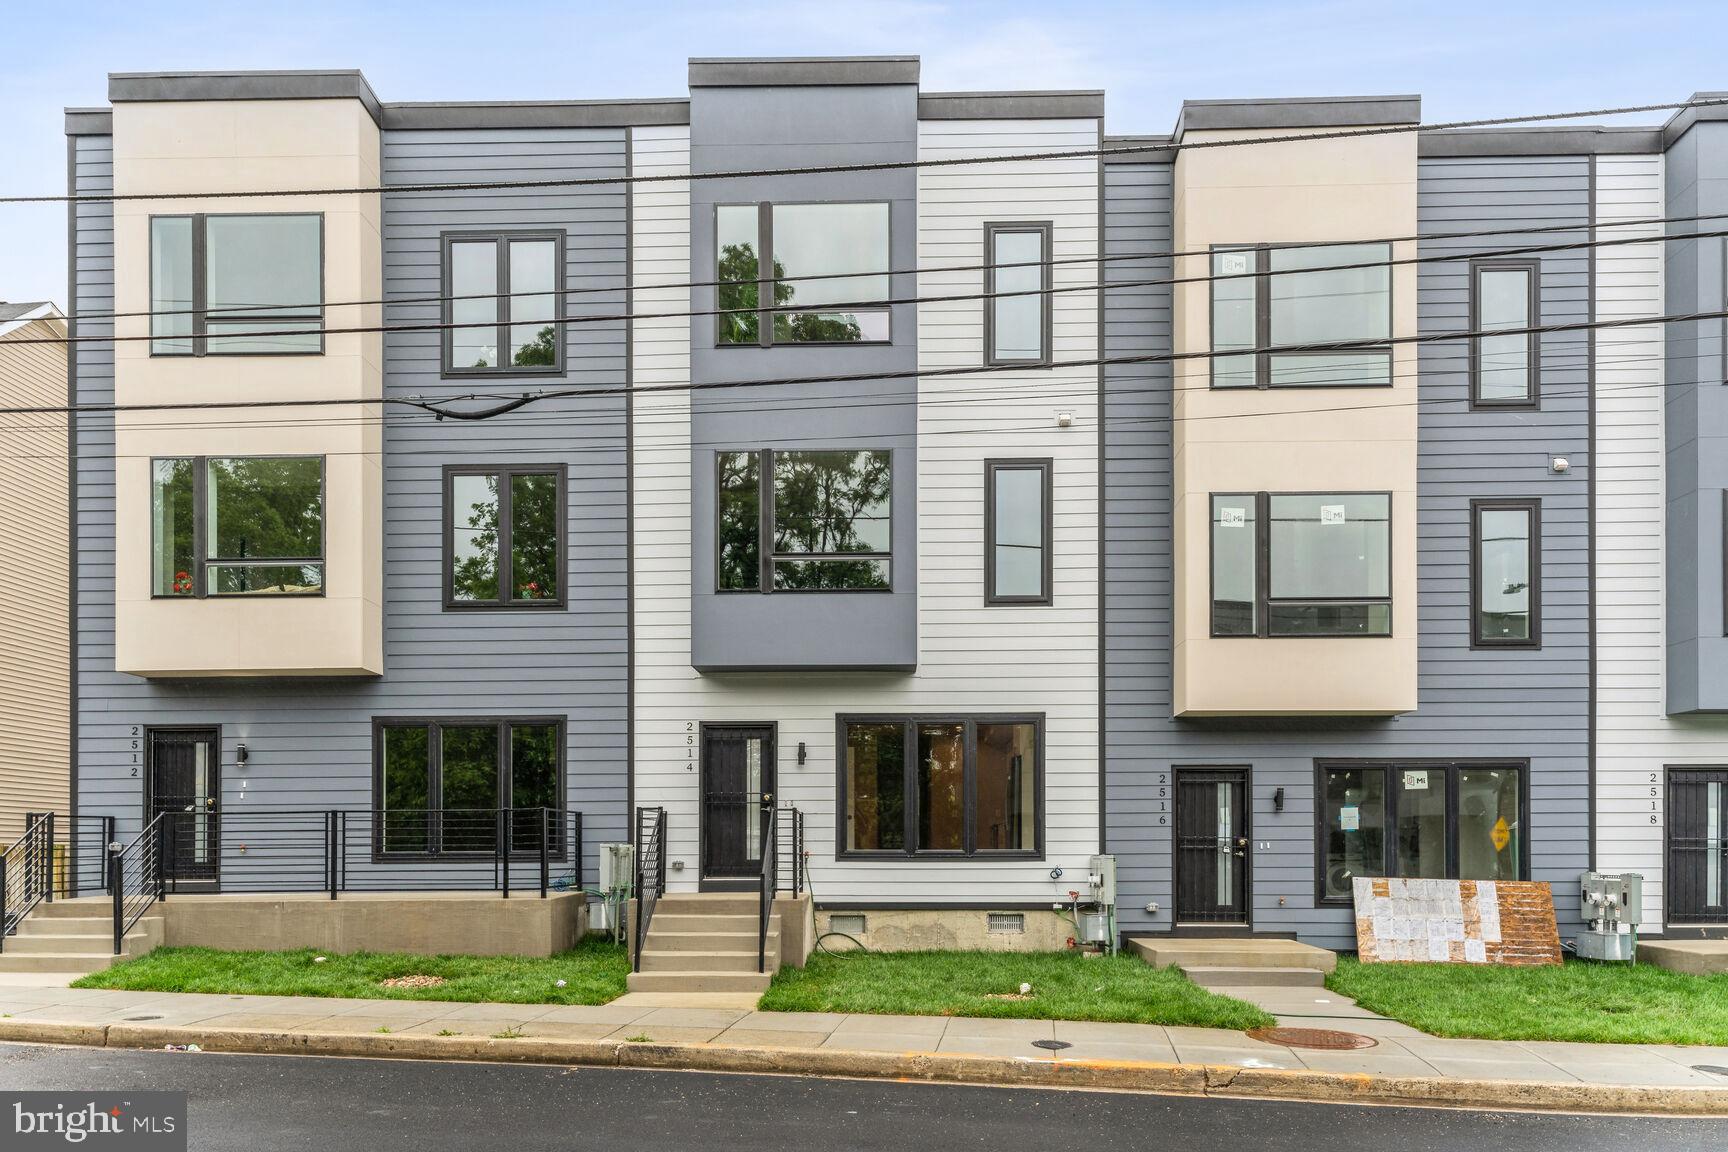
[
  {"xmin": 1088, "ymin": 855, "xmax": 1117, "ymax": 905},
  {"xmin": 599, "ymin": 843, "xmax": 634, "ymax": 892}
]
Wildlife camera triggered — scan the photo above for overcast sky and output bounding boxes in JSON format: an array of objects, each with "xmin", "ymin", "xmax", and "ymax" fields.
[{"xmin": 5, "ymin": 0, "xmax": 1728, "ymax": 308}]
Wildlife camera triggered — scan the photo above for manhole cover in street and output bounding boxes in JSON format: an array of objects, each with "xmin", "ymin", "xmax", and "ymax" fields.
[
  {"xmin": 1246, "ymin": 1027, "xmax": 1376, "ymax": 1051},
  {"xmin": 1030, "ymin": 1039, "xmax": 1072, "ymax": 1051},
  {"xmin": 1694, "ymin": 1065, "xmax": 1728, "ymax": 1078},
  {"xmin": 124, "ymin": 1015, "xmax": 163, "ymax": 1022}
]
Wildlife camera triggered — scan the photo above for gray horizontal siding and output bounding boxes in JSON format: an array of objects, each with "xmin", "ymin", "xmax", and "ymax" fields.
[
  {"xmin": 1102, "ymin": 156, "xmax": 1592, "ymax": 949},
  {"xmin": 71, "ymin": 128, "xmax": 631, "ymax": 889}
]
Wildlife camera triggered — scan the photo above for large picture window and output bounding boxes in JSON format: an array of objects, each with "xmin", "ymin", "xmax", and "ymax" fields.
[
  {"xmin": 1210, "ymin": 243, "xmax": 1391, "ymax": 388},
  {"xmin": 1318, "ymin": 762, "xmax": 1526, "ymax": 901},
  {"xmin": 984, "ymin": 222, "xmax": 1051, "ymax": 365},
  {"xmin": 840, "ymin": 716, "xmax": 1041, "ymax": 858},
  {"xmin": 151, "ymin": 456, "xmax": 324, "ymax": 597},
  {"xmin": 442, "ymin": 232, "xmax": 564, "ymax": 375},
  {"xmin": 150, "ymin": 213, "xmax": 323, "ymax": 356},
  {"xmin": 374, "ymin": 718, "xmax": 564, "ymax": 856},
  {"xmin": 716, "ymin": 202, "xmax": 890, "ymax": 346},
  {"xmin": 1470, "ymin": 259, "xmax": 1538, "ymax": 407},
  {"xmin": 1472, "ymin": 499, "xmax": 1540, "ymax": 647},
  {"xmin": 443, "ymin": 465, "xmax": 566, "ymax": 609},
  {"xmin": 717, "ymin": 449, "xmax": 892, "ymax": 592},
  {"xmin": 1211, "ymin": 492, "xmax": 1392, "ymax": 637}
]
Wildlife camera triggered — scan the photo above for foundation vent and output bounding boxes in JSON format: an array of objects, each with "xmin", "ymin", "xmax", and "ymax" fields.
[
  {"xmin": 987, "ymin": 912, "xmax": 1025, "ymax": 934},
  {"xmin": 829, "ymin": 913, "xmax": 867, "ymax": 936}
]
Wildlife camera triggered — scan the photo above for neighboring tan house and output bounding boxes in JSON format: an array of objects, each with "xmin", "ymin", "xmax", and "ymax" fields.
[{"xmin": 0, "ymin": 302, "xmax": 69, "ymax": 843}]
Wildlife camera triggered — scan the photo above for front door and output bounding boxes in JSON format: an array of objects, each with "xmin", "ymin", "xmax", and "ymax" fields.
[
  {"xmin": 1175, "ymin": 768, "xmax": 1250, "ymax": 926},
  {"xmin": 147, "ymin": 728, "xmax": 220, "ymax": 889},
  {"xmin": 1668, "ymin": 768, "xmax": 1728, "ymax": 926},
  {"xmin": 702, "ymin": 725, "xmax": 775, "ymax": 883}
]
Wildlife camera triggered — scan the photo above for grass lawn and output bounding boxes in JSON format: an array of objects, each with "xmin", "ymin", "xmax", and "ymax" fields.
[
  {"xmin": 71, "ymin": 937, "xmax": 629, "ymax": 1006},
  {"xmin": 1328, "ymin": 956, "xmax": 1728, "ymax": 1046},
  {"xmin": 758, "ymin": 950, "xmax": 1275, "ymax": 1030}
]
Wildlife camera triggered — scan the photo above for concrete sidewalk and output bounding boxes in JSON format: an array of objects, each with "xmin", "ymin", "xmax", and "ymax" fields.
[{"xmin": 2, "ymin": 982, "xmax": 1727, "ymax": 1114}]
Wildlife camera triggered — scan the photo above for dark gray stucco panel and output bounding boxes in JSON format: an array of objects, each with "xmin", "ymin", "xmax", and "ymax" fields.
[{"xmin": 687, "ymin": 82, "xmax": 919, "ymax": 673}]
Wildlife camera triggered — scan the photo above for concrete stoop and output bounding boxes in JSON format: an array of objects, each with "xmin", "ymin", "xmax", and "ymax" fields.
[
  {"xmin": 1639, "ymin": 939, "xmax": 1728, "ymax": 975},
  {"xmin": 0, "ymin": 900, "xmax": 163, "ymax": 976},
  {"xmin": 1130, "ymin": 936, "xmax": 1337, "ymax": 987},
  {"xmin": 628, "ymin": 893, "xmax": 779, "ymax": 994}
]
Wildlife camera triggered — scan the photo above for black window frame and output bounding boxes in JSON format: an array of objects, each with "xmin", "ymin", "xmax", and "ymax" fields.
[
  {"xmin": 370, "ymin": 716, "xmax": 568, "ymax": 860},
  {"xmin": 1313, "ymin": 759, "xmax": 1531, "ymax": 905},
  {"xmin": 442, "ymin": 464, "xmax": 568, "ymax": 611},
  {"xmin": 984, "ymin": 458, "xmax": 1053, "ymax": 605},
  {"xmin": 149, "ymin": 211, "xmax": 326, "ymax": 358},
  {"xmin": 1468, "ymin": 258, "xmax": 1541, "ymax": 409},
  {"xmin": 713, "ymin": 201, "xmax": 893, "ymax": 349},
  {"xmin": 149, "ymin": 454, "xmax": 327, "ymax": 600},
  {"xmin": 439, "ymin": 230, "xmax": 567, "ymax": 379},
  {"xmin": 714, "ymin": 448, "xmax": 894, "ymax": 595},
  {"xmin": 1470, "ymin": 498, "xmax": 1542, "ymax": 649},
  {"xmin": 1208, "ymin": 241, "xmax": 1394, "ymax": 390},
  {"xmin": 1209, "ymin": 490, "xmax": 1395, "ymax": 638},
  {"xmin": 835, "ymin": 714, "xmax": 1045, "ymax": 861},
  {"xmin": 983, "ymin": 221, "xmax": 1053, "ymax": 367}
]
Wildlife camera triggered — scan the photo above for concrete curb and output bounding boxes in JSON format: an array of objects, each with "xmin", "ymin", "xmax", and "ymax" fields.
[{"xmin": 3, "ymin": 1019, "xmax": 1725, "ymax": 1116}]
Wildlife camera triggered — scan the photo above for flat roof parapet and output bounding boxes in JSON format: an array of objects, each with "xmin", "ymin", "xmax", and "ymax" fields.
[
  {"xmin": 1174, "ymin": 94, "xmax": 1421, "ymax": 139},
  {"xmin": 108, "ymin": 69, "xmax": 383, "ymax": 125},
  {"xmin": 688, "ymin": 56, "xmax": 919, "ymax": 88}
]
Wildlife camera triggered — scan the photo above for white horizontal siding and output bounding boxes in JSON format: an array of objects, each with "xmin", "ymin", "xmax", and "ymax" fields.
[
  {"xmin": 1594, "ymin": 153, "xmax": 1728, "ymax": 932},
  {"xmin": 630, "ymin": 120, "xmax": 1101, "ymax": 902}
]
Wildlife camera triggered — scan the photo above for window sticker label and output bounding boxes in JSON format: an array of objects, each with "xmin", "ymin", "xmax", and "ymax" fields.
[
  {"xmin": 1320, "ymin": 504, "xmax": 1347, "ymax": 526},
  {"xmin": 1339, "ymin": 805, "xmax": 1360, "ymax": 832},
  {"xmin": 1220, "ymin": 252, "xmax": 1250, "ymax": 275},
  {"xmin": 1402, "ymin": 769, "xmax": 1429, "ymax": 791},
  {"xmin": 1219, "ymin": 506, "xmax": 1246, "ymax": 528}
]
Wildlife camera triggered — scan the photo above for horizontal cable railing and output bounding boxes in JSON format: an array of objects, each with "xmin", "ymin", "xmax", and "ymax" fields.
[
  {"xmin": 110, "ymin": 815, "xmax": 166, "ymax": 954},
  {"xmin": 632, "ymin": 807, "xmax": 665, "ymax": 972},
  {"xmin": 1, "ymin": 814, "xmax": 55, "ymax": 950},
  {"xmin": 775, "ymin": 806, "xmax": 804, "ymax": 899},
  {"xmin": 60, "ymin": 815, "xmax": 117, "ymax": 900}
]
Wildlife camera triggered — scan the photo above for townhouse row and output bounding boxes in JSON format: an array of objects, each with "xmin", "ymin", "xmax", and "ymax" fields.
[{"xmin": 57, "ymin": 59, "xmax": 1728, "ymax": 950}]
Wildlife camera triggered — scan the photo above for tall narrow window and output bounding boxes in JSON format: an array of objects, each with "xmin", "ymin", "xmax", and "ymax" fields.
[
  {"xmin": 715, "ymin": 202, "xmax": 890, "ymax": 346},
  {"xmin": 985, "ymin": 223, "xmax": 1051, "ymax": 365},
  {"xmin": 715, "ymin": 449, "xmax": 892, "ymax": 592},
  {"xmin": 151, "ymin": 456, "xmax": 325, "ymax": 597},
  {"xmin": 444, "ymin": 465, "xmax": 566, "ymax": 609},
  {"xmin": 1472, "ymin": 499, "xmax": 1540, "ymax": 647},
  {"xmin": 1210, "ymin": 243, "xmax": 1391, "ymax": 388},
  {"xmin": 985, "ymin": 459, "xmax": 1052, "ymax": 604},
  {"xmin": 442, "ymin": 232, "xmax": 564, "ymax": 374},
  {"xmin": 149, "ymin": 214, "xmax": 323, "ymax": 355},
  {"xmin": 1211, "ymin": 492, "xmax": 1392, "ymax": 637},
  {"xmin": 1471, "ymin": 260, "xmax": 1538, "ymax": 406}
]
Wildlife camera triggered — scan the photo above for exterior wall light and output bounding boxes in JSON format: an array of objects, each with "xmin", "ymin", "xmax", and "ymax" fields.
[
  {"xmin": 797, "ymin": 741, "xmax": 807, "ymax": 765},
  {"xmin": 236, "ymin": 743, "xmax": 250, "ymax": 766},
  {"xmin": 1550, "ymin": 456, "xmax": 1570, "ymax": 474}
]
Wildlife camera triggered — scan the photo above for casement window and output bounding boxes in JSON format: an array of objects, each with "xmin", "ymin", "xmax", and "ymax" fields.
[
  {"xmin": 1210, "ymin": 492, "xmax": 1392, "ymax": 637},
  {"xmin": 1470, "ymin": 260, "xmax": 1539, "ymax": 406},
  {"xmin": 984, "ymin": 222, "xmax": 1052, "ymax": 365},
  {"xmin": 1472, "ymin": 499, "xmax": 1540, "ymax": 647},
  {"xmin": 442, "ymin": 232, "xmax": 564, "ymax": 374},
  {"xmin": 1210, "ymin": 243, "xmax": 1392, "ymax": 388},
  {"xmin": 715, "ymin": 202, "xmax": 890, "ymax": 346},
  {"xmin": 1318, "ymin": 762, "xmax": 1527, "ymax": 901},
  {"xmin": 443, "ymin": 465, "xmax": 566, "ymax": 609},
  {"xmin": 150, "ymin": 214, "xmax": 323, "ymax": 355},
  {"xmin": 985, "ymin": 459, "xmax": 1052, "ymax": 605},
  {"xmin": 374, "ymin": 719, "xmax": 564, "ymax": 856},
  {"xmin": 151, "ymin": 456, "xmax": 324, "ymax": 597},
  {"xmin": 839, "ymin": 716, "xmax": 1042, "ymax": 858},
  {"xmin": 717, "ymin": 449, "xmax": 892, "ymax": 591}
]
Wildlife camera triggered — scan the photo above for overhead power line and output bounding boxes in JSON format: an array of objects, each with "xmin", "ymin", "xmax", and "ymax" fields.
[
  {"xmin": 19, "ymin": 95, "xmax": 1727, "ymax": 205},
  {"xmin": 18, "ymin": 221, "xmax": 1689, "ymax": 350}
]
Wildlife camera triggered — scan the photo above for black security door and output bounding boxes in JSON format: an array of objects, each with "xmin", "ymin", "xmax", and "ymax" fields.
[
  {"xmin": 1175, "ymin": 768, "xmax": 1249, "ymax": 925},
  {"xmin": 702, "ymin": 725, "xmax": 776, "ymax": 881},
  {"xmin": 147, "ymin": 728, "xmax": 220, "ymax": 888},
  {"xmin": 1668, "ymin": 768, "xmax": 1728, "ymax": 925}
]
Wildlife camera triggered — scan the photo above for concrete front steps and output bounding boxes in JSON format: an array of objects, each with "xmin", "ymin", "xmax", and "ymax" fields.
[
  {"xmin": 627, "ymin": 893, "xmax": 779, "ymax": 994},
  {"xmin": 1130, "ymin": 936, "xmax": 1336, "ymax": 988},
  {"xmin": 0, "ymin": 899, "xmax": 163, "ymax": 976}
]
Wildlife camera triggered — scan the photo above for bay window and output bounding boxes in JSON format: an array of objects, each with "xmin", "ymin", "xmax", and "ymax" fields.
[
  {"xmin": 1210, "ymin": 243, "xmax": 1391, "ymax": 388},
  {"xmin": 150, "ymin": 214, "xmax": 323, "ymax": 355},
  {"xmin": 717, "ymin": 449, "xmax": 892, "ymax": 591},
  {"xmin": 716, "ymin": 202, "xmax": 890, "ymax": 346},
  {"xmin": 1211, "ymin": 492, "xmax": 1392, "ymax": 637},
  {"xmin": 151, "ymin": 456, "xmax": 325, "ymax": 597}
]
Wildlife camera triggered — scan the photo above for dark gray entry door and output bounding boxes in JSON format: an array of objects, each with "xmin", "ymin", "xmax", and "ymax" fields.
[
  {"xmin": 1175, "ymin": 769, "xmax": 1249, "ymax": 925},
  {"xmin": 1668, "ymin": 768, "xmax": 1728, "ymax": 925},
  {"xmin": 702, "ymin": 726, "xmax": 775, "ymax": 879},
  {"xmin": 147, "ymin": 728, "xmax": 220, "ymax": 888}
]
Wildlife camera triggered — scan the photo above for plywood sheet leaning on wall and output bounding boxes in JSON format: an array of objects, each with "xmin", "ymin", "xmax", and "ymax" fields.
[{"xmin": 1353, "ymin": 877, "xmax": 1562, "ymax": 966}]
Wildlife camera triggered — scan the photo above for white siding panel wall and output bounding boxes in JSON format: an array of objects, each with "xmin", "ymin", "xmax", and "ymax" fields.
[
  {"xmin": 1594, "ymin": 153, "xmax": 1728, "ymax": 933},
  {"xmin": 629, "ymin": 120, "xmax": 1101, "ymax": 903}
]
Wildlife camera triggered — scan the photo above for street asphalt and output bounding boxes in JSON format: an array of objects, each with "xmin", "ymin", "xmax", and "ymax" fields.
[{"xmin": 2, "ymin": 1041, "xmax": 1725, "ymax": 1150}]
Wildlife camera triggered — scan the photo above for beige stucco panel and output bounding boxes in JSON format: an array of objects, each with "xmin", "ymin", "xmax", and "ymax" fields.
[{"xmin": 1171, "ymin": 126, "xmax": 1418, "ymax": 716}]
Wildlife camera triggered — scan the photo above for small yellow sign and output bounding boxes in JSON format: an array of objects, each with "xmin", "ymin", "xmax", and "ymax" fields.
[{"xmin": 1491, "ymin": 817, "xmax": 1511, "ymax": 852}]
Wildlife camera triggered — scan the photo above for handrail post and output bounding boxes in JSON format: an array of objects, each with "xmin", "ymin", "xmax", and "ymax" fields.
[
  {"xmin": 154, "ymin": 817, "xmax": 167, "ymax": 903},
  {"xmin": 109, "ymin": 845, "xmax": 122, "ymax": 955},
  {"xmin": 327, "ymin": 811, "xmax": 337, "ymax": 901},
  {"xmin": 500, "ymin": 810, "xmax": 510, "ymax": 899},
  {"xmin": 539, "ymin": 808, "xmax": 549, "ymax": 899},
  {"xmin": 102, "ymin": 818, "xmax": 115, "ymax": 896},
  {"xmin": 336, "ymin": 811, "xmax": 346, "ymax": 897},
  {"xmin": 44, "ymin": 813, "xmax": 55, "ymax": 903},
  {"xmin": 1, "ymin": 852, "xmax": 9, "ymax": 954}
]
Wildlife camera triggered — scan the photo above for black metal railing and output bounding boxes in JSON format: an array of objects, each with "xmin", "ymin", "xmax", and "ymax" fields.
[
  {"xmin": 757, "ymin": 805, "xmax": 778, "ymax": 973},
  {"xmin": 61, "ymin": 815, "xmax": 117, "ymax": 900},
  {"xmin": 775, "ymin": 806, "xmax": 804, "ymax": 898},
  {"xmin": 1, "ymin": 813, "xmax": 55, "ymax": 950},
  {"xmin": 632, "ymin": 806, "xmax": 666, "ymax": 972},
  {"xmin": 109, "ymin": 814, "xmax": 166, "ymax": 954}
]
